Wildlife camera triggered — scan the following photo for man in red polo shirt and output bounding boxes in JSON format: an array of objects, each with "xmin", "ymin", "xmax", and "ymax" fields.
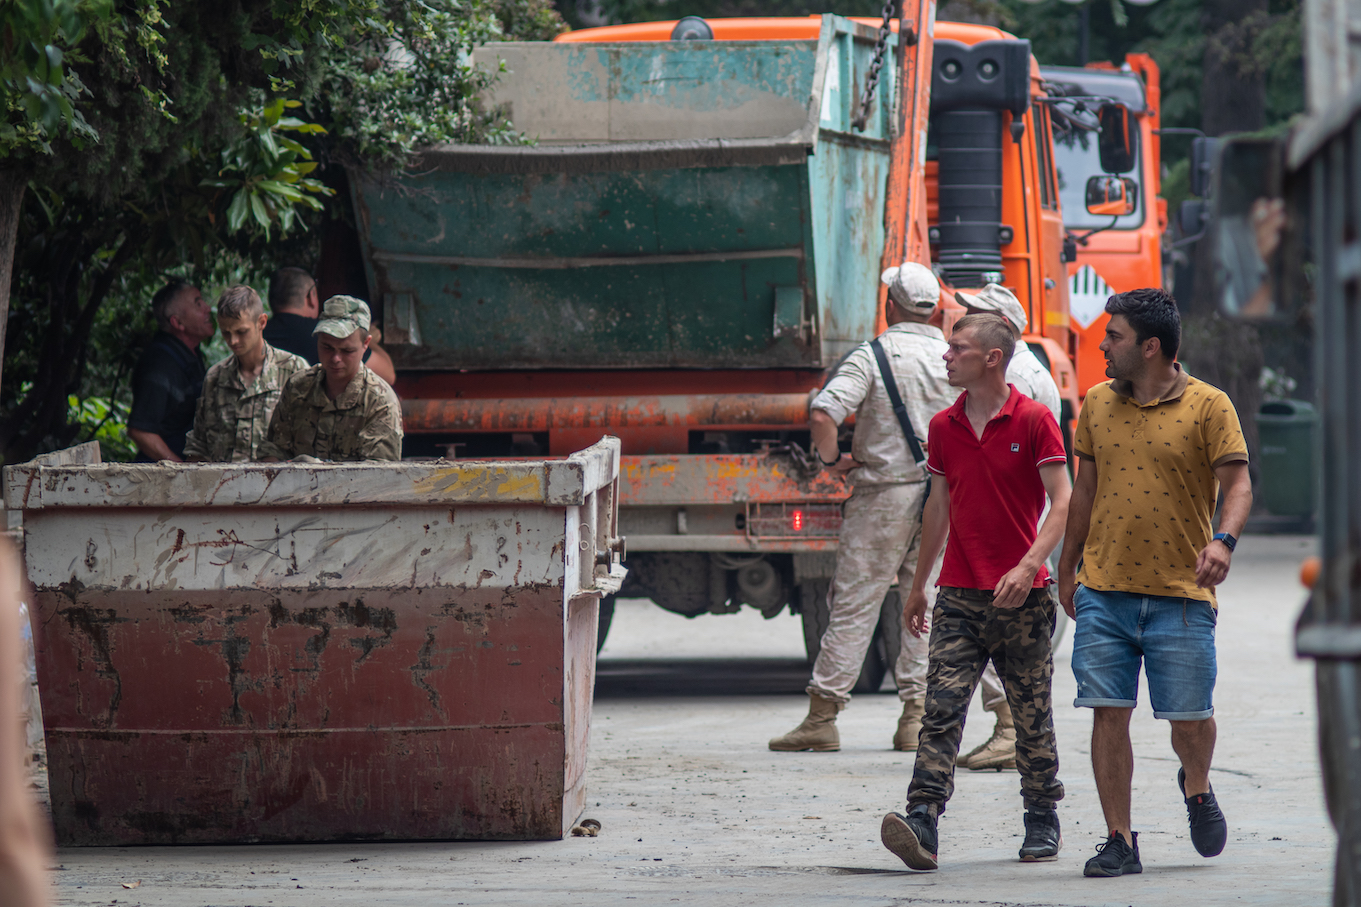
[{"xmin": 881, "ymin": 313, "xmax": 1072, "ymax": 871}]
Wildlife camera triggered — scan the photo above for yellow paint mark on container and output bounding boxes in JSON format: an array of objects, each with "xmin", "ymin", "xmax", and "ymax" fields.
[{"xmin": 497, "ymin": 473, "xmax": 544, "ymax": 499}]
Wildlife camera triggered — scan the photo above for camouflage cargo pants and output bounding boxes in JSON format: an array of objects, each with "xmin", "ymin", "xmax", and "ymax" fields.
[{"xmin": 906, "ymin": 586, "xmax": 1064, "ymax": 814}]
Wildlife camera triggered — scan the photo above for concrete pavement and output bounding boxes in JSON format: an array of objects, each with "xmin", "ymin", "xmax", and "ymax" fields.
[{"xmin": 45, "ymin": 534, "xmax": 1332, "ymax": 905}]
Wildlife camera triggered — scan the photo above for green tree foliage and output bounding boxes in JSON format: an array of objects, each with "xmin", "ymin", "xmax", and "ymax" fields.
[
  {"xmin": 0, "ymin": 0, "xmax": 112, "ymax": 154},
  {"xmin": 0, "ymin": 0, "xmax": 566, "ymax": 463}
]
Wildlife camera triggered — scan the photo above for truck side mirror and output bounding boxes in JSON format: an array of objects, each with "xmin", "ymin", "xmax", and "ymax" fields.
[
  {"xmin": 1211, "ymin": 137, "xmax": 1286, "ymax": 320},
  {"xmin": 1177, "ymin": 198, "xmax": 1207, "ymax": 238},
  {"xmin": 1085, "ymin": 175, "xmax": 1137, "ymax": 217},
  {"xmin": 1190, "ymin": 136, "xmax": 1220, "ymax": 198},
  {"xmin": 1097, "ymin": 103, "xmax": 1138, "ymax": 174}
]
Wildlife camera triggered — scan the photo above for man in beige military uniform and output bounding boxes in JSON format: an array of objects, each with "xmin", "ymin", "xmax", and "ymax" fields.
[
  {"xmin": 951, "ymin": 283, "xmax": 1064, "ymax": 770},
  {"xmin": 769, "ymin": 262, "xmax": 958, "ymax": 753},
  {"xmin": 257, "ymin": 296, "xmax": 403, "ymax": 462},
  {"xmin": 184, "ymin": 286, "xmax": 309, "ymax": 462}
]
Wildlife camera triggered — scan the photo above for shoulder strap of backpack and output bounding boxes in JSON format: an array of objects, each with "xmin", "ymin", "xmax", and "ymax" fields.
[{"xmin": 870, "ymin": 336, "xmax": 927, "ymax": 467}]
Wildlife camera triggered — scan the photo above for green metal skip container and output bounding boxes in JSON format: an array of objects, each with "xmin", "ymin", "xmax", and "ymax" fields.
[{"xmin": 349, "ymin": 15, "xmax": 900, "ymax": 373}]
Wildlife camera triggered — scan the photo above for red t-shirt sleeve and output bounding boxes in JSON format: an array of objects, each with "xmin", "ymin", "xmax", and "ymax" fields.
[
  {"xmin": 925, "ymin": 411, "xmax": 948, "ymax": 475},
  {"xmin": 1032, "ymin": 404, "xmax": 1067, "ymax": 466}
]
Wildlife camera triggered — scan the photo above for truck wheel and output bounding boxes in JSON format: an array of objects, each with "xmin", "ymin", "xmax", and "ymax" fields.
[
  {"xmin": 800, "ymin": 580, "xmax": 898, "ymax": 694},
  {"xmin": 596, "ymin": 595, "xmax": 616, "ymax": 654},
  {"xmin": 799, "ymin": 580, "xmax": 831, "ymax": 665}
]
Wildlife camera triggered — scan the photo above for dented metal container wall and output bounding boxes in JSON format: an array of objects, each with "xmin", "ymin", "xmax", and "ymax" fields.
[
  {"xmin": 3, "ymin": 439, "xmax": 624, "ymax": 845},
  {"xmin": 352, "ymin": 16, "xmax": 897, "ymax": 371}
]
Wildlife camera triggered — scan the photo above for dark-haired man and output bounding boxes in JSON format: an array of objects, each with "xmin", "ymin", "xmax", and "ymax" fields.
[
  {"xmin": 881, "ymin": 313, "xmax": 1071, "ymax": 871},
  {"xmin": 183, "ymin": 286, "xmax": 309, "ymax": 462},
  {"xmin": 263, "ymin": 267, "xmax": 397, "ymax": 385},
  {"xmin": 1056, "ymin": 287, "xmax": 1251, "ymax": 878},
  {"xmin": 128, "ymin": 280, "xmax": 214, "ymax": 462}
]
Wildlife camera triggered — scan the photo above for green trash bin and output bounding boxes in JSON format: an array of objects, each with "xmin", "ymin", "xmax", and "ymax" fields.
[{"xmin": 1255, "ymin": 399, "xmax": 1318, "ymax": 517}]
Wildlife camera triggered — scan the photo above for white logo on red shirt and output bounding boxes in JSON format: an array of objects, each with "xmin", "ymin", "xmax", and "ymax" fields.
[{"xmin": 1011, "ymin": 443, "xmax": 1020, "ymax": 452}]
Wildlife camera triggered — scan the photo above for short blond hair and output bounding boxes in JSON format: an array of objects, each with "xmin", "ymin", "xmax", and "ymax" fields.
[
  {"xmin": 217, "ymin": 285, "xmax": 264, "ymax": 321},
  {"xmin": 953, "ymin": 313, "xmax": 1015, "ymax": 370}
]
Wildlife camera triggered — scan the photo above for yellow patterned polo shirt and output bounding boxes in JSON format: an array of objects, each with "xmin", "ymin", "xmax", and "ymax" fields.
[{"xmin": 1074, "ymin": 367, "xmax": 1248, "ymax": 605}]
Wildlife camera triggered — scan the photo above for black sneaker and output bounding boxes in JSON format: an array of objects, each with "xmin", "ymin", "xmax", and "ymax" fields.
[
  {"xmin": 1178, "ymin": 767, "xmax": 1228, "ymax": 857},
  {"xmin": 1018, "ymin": 808, "xmax": 1062, "ymax": 862},
  {"xmin": 1083, "ymin": 831, "xmax": 1142, "ymax": 877},
  {"xmin": 881, "ymin": 804, "xmax": 939, "ymax": 871}
]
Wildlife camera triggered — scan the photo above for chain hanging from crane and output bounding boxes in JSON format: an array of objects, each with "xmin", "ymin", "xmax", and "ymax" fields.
[{"xmin": 851, "ymin": 0, "xmax": 898, "ymax": 132}]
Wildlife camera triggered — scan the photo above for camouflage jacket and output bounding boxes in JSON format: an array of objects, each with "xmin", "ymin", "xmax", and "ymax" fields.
[
  {"xmin": 183, "ymin": 343, "xmax": 310, "ymax": 462},
  {"xmin": 257, "ymin": 364, "xmax": 403, "ymax": 462}
]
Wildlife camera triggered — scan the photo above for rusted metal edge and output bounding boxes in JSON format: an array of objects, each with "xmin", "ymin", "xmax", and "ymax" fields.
[
  {"xmin": 44, "ymin": 724, "xmax": 559, "ymax": 737},
  {"xmin": 627, "ymin": 534, "xmax": 839, "ymax": 553},
  {"xmin": 618, "ymin": 453, "xmax": 848, "ymax": 506},
  {"xmin": 401, "ymin": 393, "xmax": 813, "ymax": 434},
  {"xmin": 6, "ymin": 438, "xmax": 621, "ymax": 510},
  {"xmin": 411, "ymin": 136, "xmax": 814, "ymax": 175},
  {"xmin": 371, "ymin": 247, "xmax": 804, "ymax": 270},
  {"xmin": 547, "ymin": 437, "xmax": 620, "ymax": 506}
]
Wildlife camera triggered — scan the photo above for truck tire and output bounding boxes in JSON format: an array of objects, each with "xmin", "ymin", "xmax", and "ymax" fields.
[
  {"xmin": 799, "ymin": 580, "xmax": 832, "ymax": 665},
  {"xmin": 596, "ymin": 595, "xmax": 616, "ymax": 653},
  {"xmin": 799, "ymin": 580, "xmax": 898, "ymax": 694}
]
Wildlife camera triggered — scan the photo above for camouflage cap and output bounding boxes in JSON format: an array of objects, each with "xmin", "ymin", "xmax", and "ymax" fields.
[
  {"xmin": 313, "ymin": 295, "xmax": 371, "ymax": 339},
  {"xmin": 954, "ymin": 283, "xmax": 1027, "ymax": 336}
]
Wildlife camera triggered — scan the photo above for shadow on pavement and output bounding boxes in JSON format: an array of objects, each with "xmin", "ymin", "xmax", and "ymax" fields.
[{"xmin": 594, "ymin": 657, "xmax": 812, "ymax": 698}]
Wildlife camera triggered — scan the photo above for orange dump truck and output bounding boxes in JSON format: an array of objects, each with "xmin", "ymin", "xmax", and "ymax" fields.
[
  {"xmin": 347, "ymin": 8, "xmax": 1098, "ymax": 688},
  {"xmin": 1040, "ymin": 55, "xmax": 1168, "ymax": 397}
]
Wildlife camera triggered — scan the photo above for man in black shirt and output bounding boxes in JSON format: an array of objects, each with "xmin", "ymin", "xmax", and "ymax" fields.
[
  {"xmin": 264, "ymin": 267, "xmax": 396, "ymax": 384},
  {"xmin": 127, "ymin": 279, "xmax": 214, "ymax": 461}
]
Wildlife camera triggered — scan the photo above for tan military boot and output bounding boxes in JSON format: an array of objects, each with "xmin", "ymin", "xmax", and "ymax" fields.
[
  {"xmin": 768, "ymin": 693, "xmax": 842, "ymax": 752},
  {"xmin": 893, "ymin": 698, "xmax": 925, "ymax": 752},
  {"xmin": 957, "ymin": 702, "xmax": 1016, "ymax": 770}
]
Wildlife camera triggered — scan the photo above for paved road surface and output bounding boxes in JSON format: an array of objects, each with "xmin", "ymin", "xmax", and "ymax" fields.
[{"xmin": 47, "ymin": 534, "xmax": 1331, "ymax": 906}]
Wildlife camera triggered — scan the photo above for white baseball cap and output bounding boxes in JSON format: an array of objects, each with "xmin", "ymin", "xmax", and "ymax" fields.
[
  {"xmin": 954, "ymin": 284, "xmax": 1027, "ymax": 336},
  {"xmin": 880, "ymin": 262, "xmax": 941, "ymax": 311}
]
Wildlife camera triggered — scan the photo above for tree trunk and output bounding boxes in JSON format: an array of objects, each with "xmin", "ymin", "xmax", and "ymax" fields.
[{"xmin": 0, "ymin": 170, "xmax": 25, "ymax": 400}]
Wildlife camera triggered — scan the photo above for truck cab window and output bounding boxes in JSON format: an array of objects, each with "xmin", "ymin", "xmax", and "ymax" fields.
[{"xmin": 1053, "ymin": 121, "xmax": 1145, "ymax": 229}]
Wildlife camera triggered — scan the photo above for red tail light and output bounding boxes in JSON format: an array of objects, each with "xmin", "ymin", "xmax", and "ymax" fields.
[{"xmin": 790, "ymin": 509, "xmax": 805, "ymax": 532}]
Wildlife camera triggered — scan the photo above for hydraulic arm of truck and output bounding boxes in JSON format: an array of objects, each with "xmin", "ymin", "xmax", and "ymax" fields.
[{"xmin": 876, "ymin": 0, "xmax": 937, "ymax": 334}]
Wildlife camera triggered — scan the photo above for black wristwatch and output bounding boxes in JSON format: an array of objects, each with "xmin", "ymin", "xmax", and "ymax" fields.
[
  {"xmin": 1212, "ymin": 532, "xmax": 1237, "ymax": 552},
  {"xmin": 817, "ymin": 449, "xmax": 841, "ymax": 468}
]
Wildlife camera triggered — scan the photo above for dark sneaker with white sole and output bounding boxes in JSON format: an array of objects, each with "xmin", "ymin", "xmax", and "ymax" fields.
[
  {"xmin": 1018, "ymin": 808, "xmax": 1062, "ymax": 861},
  {"xmin": 1178, "ymin": 767, "xmax": 1228, "ymax": 857},
  {"xmin": 881, "ymin": 805, "xmax": 938, "ymax": 871},
  {"xmin": 1083, "ymin": 831, "xmax": 1142, "ymax": 877}
]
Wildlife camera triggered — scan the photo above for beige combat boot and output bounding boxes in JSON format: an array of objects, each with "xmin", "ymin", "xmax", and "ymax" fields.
[
  {"xmin": 768, "ymin": 693, "xmax": 842, "ymax": 752},
  {"xmin": 956, "ymin": 702, "xmax": 1016, "ymax": 770},
  {"xmin": 893, "ymin": 698, "xmax": 925, "ymax": 751}
]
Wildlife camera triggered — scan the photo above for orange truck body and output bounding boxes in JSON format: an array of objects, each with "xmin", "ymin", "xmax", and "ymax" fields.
[
  {"xmin": 1040, "ymin": 54, "xmax": 1167, "ymax": 397},
  {"xmin": 355, "ymin": 9, "xmax": 1087, "ymax": 665},
  {"xmin": 563, "ymin": 14, "xmax": 1083, "ymax": 433}
]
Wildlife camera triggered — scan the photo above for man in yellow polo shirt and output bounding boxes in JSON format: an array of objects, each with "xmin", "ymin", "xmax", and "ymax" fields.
[{"xmin": 1056, "ymin": 288, "xmax": 1252, "ymax": 879}]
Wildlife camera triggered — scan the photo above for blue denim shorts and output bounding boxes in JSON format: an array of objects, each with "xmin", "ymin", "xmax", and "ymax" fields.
[{"xmin": 1071, "ymin": 586, "xmax": 1217, "ymax": 720}]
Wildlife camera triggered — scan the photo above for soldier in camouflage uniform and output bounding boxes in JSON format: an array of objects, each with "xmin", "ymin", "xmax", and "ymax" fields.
[
  {"xmin": 881, "ymin": 314, "xmax": 1071, "ymax": 871},
  {"xmin": 184, "ymin": 286, "xmax": 309, "ymax": 462},
  {"xmin": 256, "ymin": 296, "xmax": 403, "ymax": 462}
]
